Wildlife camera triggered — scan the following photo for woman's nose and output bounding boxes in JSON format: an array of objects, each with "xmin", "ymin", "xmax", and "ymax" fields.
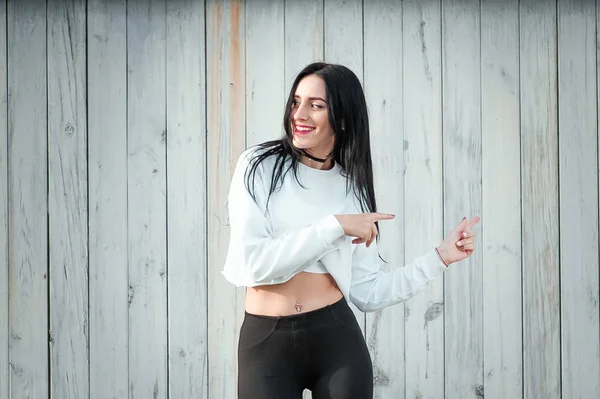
[{"xmin": 293, "ymin": 102, "xmax": 309, "ymax": 120}]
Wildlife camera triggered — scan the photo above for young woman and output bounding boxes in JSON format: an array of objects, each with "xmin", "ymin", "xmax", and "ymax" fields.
[{"xmin": 222, "ymin": 62, "xmax": 479, "ymax": 399}]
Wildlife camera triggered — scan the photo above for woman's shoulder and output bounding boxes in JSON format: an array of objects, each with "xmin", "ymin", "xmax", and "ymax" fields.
[{"xmin": 238, "ymin": 142, "xmax": 288, "ymax": 173}]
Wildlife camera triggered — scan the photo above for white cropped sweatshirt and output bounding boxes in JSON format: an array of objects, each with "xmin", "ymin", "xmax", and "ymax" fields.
[{"xmin": 221, "ymin": 147, "xmax": 447, "ymax": 312}]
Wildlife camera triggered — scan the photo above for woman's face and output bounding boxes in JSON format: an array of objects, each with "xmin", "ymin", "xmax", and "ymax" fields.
[{"xmin": 290, "ymin": 74, "xmax": 335, "ymax": 157}]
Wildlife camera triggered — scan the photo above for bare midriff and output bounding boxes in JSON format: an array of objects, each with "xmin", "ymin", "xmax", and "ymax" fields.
[{"xmin": 245, "ymin": 272, "xmax": 344, "ymax": 316}]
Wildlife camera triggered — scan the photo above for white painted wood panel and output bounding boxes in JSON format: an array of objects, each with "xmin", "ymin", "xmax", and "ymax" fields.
[
  {"xmin": 127, "ymin": 1, "xmax": 168, "ymax": 397},
  {"xmin": 284, "ymin": 0, "xmax": 323, "ymax": 93},
  {"xmin": 166, "ymin": 1, "xmax": 208, "ymax": 397},
  {"xmin": 1, "ymin": 3, "xmax": 600, "ymax": 398},
  {"xmin": 403, "ymin": 1, "xmax": 445, "ymax": 398},
  {"xmin": 87, "ymin": 1, "xmax": 129, "ymax": 398},
  {"xmin": 480, "ymin": 1, "xmax": 522, "ymax": 398},
  {"xmin": 166, "ymin": 0, "xmax": 208, "ymax": 398},
  {"xmin": 324, "ymin": 0, "xmax": 363, "ymax": 76},
  {"xmin": 519, "ymin": 1, "xmax": 561, "ymax": 398},
  {"xmin": 48, "ymin": 2, "xmax": 89, "ymax": 397},
  {"xmin": 7, "ymin": 1, "xmax": 48, "ymax": 397},
  {"xmin": 442, "ymin": 1, "xmax": 483, "ymax": 397},
  {"xmin": 246, "ymin": 0, "xmax": 285, "ymax": 146},
  {"xmin": 557, "ymin": 0, "xmax": 600, "ymax": 397},
  {"xmin": 0, "ymin": 0, "xmax": 7, "ymax": 396},
  {"xmin": 207, "ymin": 1, "xmax": 246, "ymax": 397},
  {"xmin": 363, "ymin": 1, "xmax": 405, "ymax": 397}
]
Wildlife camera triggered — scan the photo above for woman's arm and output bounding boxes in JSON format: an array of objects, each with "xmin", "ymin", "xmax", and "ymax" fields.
[{"xmin": 348, "ymin": 240, "xmax": 447, "ymax": 312}]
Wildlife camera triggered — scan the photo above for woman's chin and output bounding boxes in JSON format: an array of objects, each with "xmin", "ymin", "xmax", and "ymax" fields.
[{"xmin": 292, "ymin": 136, "xmax": 312, "ymax": 149}]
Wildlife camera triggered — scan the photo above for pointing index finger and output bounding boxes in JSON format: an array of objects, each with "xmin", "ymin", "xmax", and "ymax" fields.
[
  {"xmin": 467, "ymin": 216, "xmax": 481, "ymax": 228},
  {"xmin": 372, "ymin": 213, "xmax": 395, "ymax": 221}
]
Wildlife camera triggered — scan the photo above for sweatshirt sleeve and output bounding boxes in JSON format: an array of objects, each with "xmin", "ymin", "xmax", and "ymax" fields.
[
  {"xmin": 349, "ymin": 239, "xmax": 448, "ymax": 312},
  {"xmin": 221, "ymin": 149, "xmax": 346, "ymax": 287}
]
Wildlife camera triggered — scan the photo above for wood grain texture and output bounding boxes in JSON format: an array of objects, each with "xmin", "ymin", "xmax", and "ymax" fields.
[
  {"xmin": 166, "ymin": 1, "xmax": 208, "ymax": 397},
  {"xmin": 47, "ymin": 1, "xmax": 89, "ymax": 397},
  {"xmin": 519, "ymin": 1, "xmax": 561, "ymax": 397},
  {"xmin": 363, "ymin": 1, "xmax": 405, "ymax": 397},
  {"xmin": 7, "ymin": 0, "xmax": 48, "ymax": 397},
  {"xmin": 246, "ymin": 0, "xmax": 285, "ymax": 146},
  {"xmin": 324, "ymin": 0, "xmax": 363, "ymax": 76},
  {"xmin": 557, "ymin": 0, "xmax": 600, "ymax": 397},
  {"xmin": 87, "ymin": 1, "xmax": 128, "ymax": 398},
  {"xmin": 402, "ymin": 1, "xmax": 445, "ymax": 398},
  {"xmin": 480, "ymin": 1, "xmax": 523, "ymax": 398},
  {"xmin": 442, "ymin": 0, "xmax": 483, "ymax": 397},
  {"xmin": 207, "ymin": 1, "xmax": 246, "ymax": 397},
  {"xmin": 127, "ymin": 1, "xmax": 168, "ymax": 397},
  {"xmin": 0, "ymin": 0, "xmax": 7, "ymax": 397},
  {"xmin": 284, "ymin": 0, "xmax": 323, "ymax": 93}
]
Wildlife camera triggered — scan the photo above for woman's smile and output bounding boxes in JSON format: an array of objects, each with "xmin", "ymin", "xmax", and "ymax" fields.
[{"xmin": 293, "ymin": 124, "xmax": 316, "ymax": 135}]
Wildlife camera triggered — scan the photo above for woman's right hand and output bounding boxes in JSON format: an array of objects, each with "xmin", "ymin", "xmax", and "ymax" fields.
[{"xmin": 334, "ymin": 213, "xmax": 395, "ymax": 247}]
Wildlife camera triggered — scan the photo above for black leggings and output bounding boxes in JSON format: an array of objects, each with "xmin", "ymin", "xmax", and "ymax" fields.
[{"xmin": 237, "ymin": 297, "xmax": 373, "ymax": 399}]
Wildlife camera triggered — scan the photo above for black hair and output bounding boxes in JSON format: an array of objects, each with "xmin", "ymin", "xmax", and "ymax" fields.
[{"xmin": 244, "ymin": 62, "xmax": 378, "ymax": 224}]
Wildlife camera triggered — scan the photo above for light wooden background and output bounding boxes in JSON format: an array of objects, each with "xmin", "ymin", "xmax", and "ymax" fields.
[{"xmin": 1, "ymin": 0, "xmax": 599, "ymax": 398}]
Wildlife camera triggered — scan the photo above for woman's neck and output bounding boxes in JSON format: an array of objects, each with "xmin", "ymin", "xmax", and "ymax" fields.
[{"xmin": 300, "ymin": 149, "xmax": 334, "ymax": 170}]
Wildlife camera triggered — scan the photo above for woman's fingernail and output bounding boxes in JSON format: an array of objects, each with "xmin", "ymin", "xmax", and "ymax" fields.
[
  {"xmin": 462, "ymin": 232, "xmax": 467, "ymax": 238},
  {"xmin": 457, "ymin": 241, "xmax": 462, "ymax": 246}
]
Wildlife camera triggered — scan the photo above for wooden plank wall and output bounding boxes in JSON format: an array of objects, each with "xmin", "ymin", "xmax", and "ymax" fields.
[
  {"xmin": 481, "ymin": 1, "xmax": 522, "ymax": 398},
  {"xmin": 48, "ymin": 2, "xmax": 88, "ymax": 397},
  {"xmin": 363, "ymin": 2, "xmax": 406, "ymax": 396},
  {"xmin": 402, "ymin": 2, "xmax": 445, "ymax": 398},
  {"xmin": 1, "ymin": 0, "xmax": 599, "ymax": 398},
  {"xmin": 0, "ymin": 0, "xmax": 7, "ymax": 397},
  {"xmin": 520, "ymin": 1, "xmax": 561, "ymax": 398},
  {"xmin": 7, "ymin": 1, "xmax": 49, "ymax": 398},
  {"xmin": 88, "ymin": 1, "xmax": 129, "ymax": 398}
]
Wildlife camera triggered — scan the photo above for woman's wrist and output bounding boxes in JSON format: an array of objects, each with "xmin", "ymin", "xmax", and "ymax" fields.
[{"xmin": 435, "ymin": 246, "xmax": 449, "ymax": 267}]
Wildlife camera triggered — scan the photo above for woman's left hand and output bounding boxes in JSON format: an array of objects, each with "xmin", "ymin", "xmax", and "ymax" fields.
[{"xmin": 437, "ymin": 216, "xmax": 481, "ymax": 266}]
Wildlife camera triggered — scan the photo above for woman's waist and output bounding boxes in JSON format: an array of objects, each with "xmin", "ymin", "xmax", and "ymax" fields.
[{"xmin": 245, "ymin": 272, "xmax": 343, "ymax": 316}]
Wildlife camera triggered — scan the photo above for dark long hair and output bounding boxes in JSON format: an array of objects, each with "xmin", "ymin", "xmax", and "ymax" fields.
[{"xmin": 245, "ymin": 62, "xmax": 378, "ymax": 219}]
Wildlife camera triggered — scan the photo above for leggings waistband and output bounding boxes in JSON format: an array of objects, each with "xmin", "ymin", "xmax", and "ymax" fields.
[{"xmin": 243, "ymin": 297, "xmax": 350, "ymax": 330}]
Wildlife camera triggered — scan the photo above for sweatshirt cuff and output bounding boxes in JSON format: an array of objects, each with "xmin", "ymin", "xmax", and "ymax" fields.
[
  {"xmin": 422, "ymin": 250, "xmax": 449, "ymax": 278},
  {"xmin": 318, "ymin": 214, "xmax": 345, "ymax": 245}
]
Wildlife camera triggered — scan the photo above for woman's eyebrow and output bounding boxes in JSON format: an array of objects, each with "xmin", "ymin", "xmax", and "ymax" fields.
[{"xmin": 294, "ymin": 95, "xmax": 327, "ymax": 102}]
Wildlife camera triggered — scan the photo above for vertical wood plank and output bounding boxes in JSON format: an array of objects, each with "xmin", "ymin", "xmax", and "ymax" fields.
[
  {"xmin": 207, "ymin": 1, "xmax": 246, "ymax": 397},
  {"xmin": 519, "ymin": 1, "xmax": 560, "ymax": 397},
  {"xmin": 47, "ymin": 1, "xmax": 89, "ymax": 397},
  {"xmin": 0, "ymin": 0, "xmax": 8, "ymax": 396},
  {"xmin": 127, "ymin": 0, "xmax": 168, "ymax": 397},
  {"xmin": 7, "ymin": 0, "xmax": 48, "ymax": 397},
  {"xmin": 323, "ymin": 0, "xmax": 366, "ymax": 342},
  {"xmin": 363, "ymin": 2, "xmax": 405, "ymax": 397},
  {"xmin": 442, "ymin": 0, "xmax": 483, "ymax": 397},
  {"xmin": 557, "ymin": 0, "xmax": 600, "ymax": 397},
  {"xmin": 403, "ymin": 1, "xmax": 445, "ymax": 398},
  {"xmin": 246, "ymin": 0, "xmax": 285, "ymax": 146},
  {"xmin": 87, "ymin": 1, "xmax": 128, "ymax": 398},
  {"xmin": 480, "ymin": 1, "xmax": 523, "ymax": 398},
  {"xmin": 166, "ymin": 0, "xmax": 208, "ymax": 397},
  {"xmin": 324, "ymin": 0, "xmax": 362, "ymax": 75},
  {"xmin": 284, "ymin": 0, "xmax": 323, "ymax": 93}
]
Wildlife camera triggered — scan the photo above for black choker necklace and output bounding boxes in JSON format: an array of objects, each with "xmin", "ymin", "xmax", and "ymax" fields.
[{"xmin": 302, "ymin": 151, "xmax": 328, "ymax": 163}]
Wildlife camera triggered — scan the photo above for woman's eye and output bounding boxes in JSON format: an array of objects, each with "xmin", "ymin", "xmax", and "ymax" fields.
[{"xmin": 311, "ymin": 103, "xmax": 323, "ymax": 109}]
